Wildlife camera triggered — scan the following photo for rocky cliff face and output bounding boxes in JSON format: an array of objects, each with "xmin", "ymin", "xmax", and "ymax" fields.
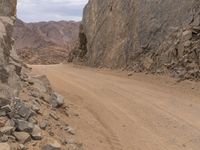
[
  {"xmin": 13, "ymin": 19, "xmax": 79, "ymax": 64},
  {"xmin": 0, "ymin": 0, "xmax": 16, "ymax": 16},
  {"xmin": 77, "ymin": 0, "xmax": 200, "ymax": 80},
  {"xmin": 0, "ymin": 0, "xmax": 21, "ymax": 98},
  {"xmin": 0, "ymin": 1, "xmax": 82, "ymax": 149}
]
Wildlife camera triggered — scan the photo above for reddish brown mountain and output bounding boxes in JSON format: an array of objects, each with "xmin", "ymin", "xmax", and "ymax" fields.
[{"xmin": 13, "ymin": 19, "xmax": 79, "ymax": 64}]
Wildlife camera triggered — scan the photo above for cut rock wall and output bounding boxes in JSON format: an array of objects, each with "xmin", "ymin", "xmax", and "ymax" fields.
[
  {"xmin": 0, "ymin": 0, "xmax": 21, "ymax": 98},
  {"xmin": 76, "ymin": 0, "xmax": 200, "ymax": 80},
  {"xmin": 0, "ymin": 1, "xmax": 82, "ymax": 149},
  {"xmin": 0, "ymin": 0, "xmax": 16, "ymax": 16}
]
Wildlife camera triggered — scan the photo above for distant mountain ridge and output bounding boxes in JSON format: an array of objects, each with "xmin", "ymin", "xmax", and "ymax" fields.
[{"xmin": 13, "ymin": 19, "xmax": 79, "ymax": 64}]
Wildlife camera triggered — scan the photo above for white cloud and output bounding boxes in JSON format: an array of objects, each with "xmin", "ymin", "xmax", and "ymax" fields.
[{"xmin": 17, "ymin": 0, "xmax": 88, "ymax": 22}]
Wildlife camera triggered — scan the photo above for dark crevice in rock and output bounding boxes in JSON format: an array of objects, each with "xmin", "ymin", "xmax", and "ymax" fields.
[
  {"xmin": 78, "ymin": 24, "xmax": 87, "ymax": 58},
  {"xmin": 0, "ymin": 66, "xmax": 9, "ymax": 83}
]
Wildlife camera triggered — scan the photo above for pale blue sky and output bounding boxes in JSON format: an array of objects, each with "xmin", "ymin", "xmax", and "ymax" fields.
[{"xmin": 17, "ymin": 0, "xmax": 88, "ymax": 22}]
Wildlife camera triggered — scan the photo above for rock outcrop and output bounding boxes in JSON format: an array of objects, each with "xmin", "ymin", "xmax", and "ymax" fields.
[
  {"xmin": 0, "ymin": 0, "xmax": 20, "ymax": 99},
  {"xmin": 13, "ymin": 19, "xmax": 79, "ymax": 64},
  {"xmin": 74, "ymin": 0, "xmax": 200, "ymax": 80},
  {"xmin": 0, "ymin": 1, "xmax": 82, "ymax": 149}
]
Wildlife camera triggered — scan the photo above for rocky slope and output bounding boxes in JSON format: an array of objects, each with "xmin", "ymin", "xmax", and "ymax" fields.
[
  {"xmin": 13, "ymin": 19, "xmax": 79, "ymax": 64},
  {"xmin": 73, "ymin": 0, "xmax": 200, "ymax": 80},
  {"xmin": 0, "ymin": 1, "xmax": 82, "ymax": 149},
  {"xmin": 0, "ymin": 0, "xmax": 19, "ymax": 100}
]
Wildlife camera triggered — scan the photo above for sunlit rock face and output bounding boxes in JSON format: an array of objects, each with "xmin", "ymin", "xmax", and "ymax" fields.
[
  {"xmin": 79, "ymin": 0, "xmax": 200, "ymax": 80},
  {"xmin": 0, "ymin": 0, "xmax": 17, "ymax": 16},
  {"xmin": 0, "ymin": 0, "xmax": 21, "ymax": 98}
]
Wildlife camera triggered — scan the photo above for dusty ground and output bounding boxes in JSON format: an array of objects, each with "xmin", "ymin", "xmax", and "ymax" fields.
[{"xmin": 32, "ymin": 64, "xmax": 200, "ymax": 150}]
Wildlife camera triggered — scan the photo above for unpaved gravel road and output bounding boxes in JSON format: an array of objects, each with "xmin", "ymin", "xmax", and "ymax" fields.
[{"xmin": 32, "ymin": 64, "xmax": 200, "ymax": 150}]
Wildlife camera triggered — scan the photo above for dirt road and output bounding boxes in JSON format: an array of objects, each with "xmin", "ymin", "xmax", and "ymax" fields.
[{"xmin": 32, "ymin": 64, "xmax": 200, "ymax": 150}]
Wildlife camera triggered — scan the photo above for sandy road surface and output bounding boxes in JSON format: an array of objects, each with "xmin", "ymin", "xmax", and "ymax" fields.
[{"xmin": 32, "ymin": 64, "xmax": 200, "ymax": 150}]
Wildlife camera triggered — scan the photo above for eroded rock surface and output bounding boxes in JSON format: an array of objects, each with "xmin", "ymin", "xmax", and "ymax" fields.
[
  {"xmin": 73, "ymin": 0, "xmax": 200, "ymax": 80},
  {"xmin": 0, "ymin": 0, "xmax": 20, "ymax": 99},
  {"xmin": 0, "ymin": 1, "xmax": 82, "ymax": 149}
]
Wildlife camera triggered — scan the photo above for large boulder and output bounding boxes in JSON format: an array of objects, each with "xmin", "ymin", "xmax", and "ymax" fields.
[
  {"xmin": 41, "ymin": 138, "xmax": 61, "ymax": 150},
  {"xmin": 29, "ymin": 75, "xmax": 65, "ymax": 107},
  {"xmin": 13, "ymin": 131, "xmax": 31, "ymax": 144}
]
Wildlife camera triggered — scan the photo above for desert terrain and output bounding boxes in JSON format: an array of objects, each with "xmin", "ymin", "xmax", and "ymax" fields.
[
  {"xmin": 1, "ymin": 0, "xmax": 200, "ymax": 149},
  {"xmin": 32, "ymin": 64, "xmax": 200, "ymax": 150}
]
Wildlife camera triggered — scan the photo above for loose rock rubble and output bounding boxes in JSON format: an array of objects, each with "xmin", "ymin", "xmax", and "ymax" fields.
[
  {"xmin": 0, "ymin": 74, "xmax": 83, "ymax": 149},
  {"xmin": 0, "ymin": 1, "xmax": 83, "ymax": 149},
  {"xmin": 149, "ymin": 25, "xmax": 200, "ymax": 81}
]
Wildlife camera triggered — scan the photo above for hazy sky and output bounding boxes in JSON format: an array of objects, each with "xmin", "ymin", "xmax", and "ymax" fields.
[{"xmin": 17, "ymin": 0, "xmax": 88, "ymax": 22}]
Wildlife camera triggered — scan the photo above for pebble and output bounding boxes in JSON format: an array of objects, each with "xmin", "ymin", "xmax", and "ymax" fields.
[
  {"xmin": 49, "ymin": 112, "xmax": 59, "ymax": 120},
  {"xmin": 39, "ymin": 121, "xmax": 48, "ymax": 130},
  {"xmin": 13, "ymin": 132, "xmax": 31, "ymax": 144}
]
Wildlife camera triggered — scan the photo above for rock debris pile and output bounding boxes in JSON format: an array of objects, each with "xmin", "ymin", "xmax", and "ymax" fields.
[
  {"xmin": 150, "ymin": 26, "xmax": 200, "ymax": 81},
  {"xmin": 0, "ymin": 0, "xmax": 82, "ymax": 149},
  {"xmin": 0, "ymin": 74, "xmax": 83, "ymax": 150}
]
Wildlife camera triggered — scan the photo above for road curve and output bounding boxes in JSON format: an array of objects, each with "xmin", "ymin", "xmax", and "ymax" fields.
[{"xmin": 32, "ymin": 64, "xmax": 200, "ymax": 150}]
